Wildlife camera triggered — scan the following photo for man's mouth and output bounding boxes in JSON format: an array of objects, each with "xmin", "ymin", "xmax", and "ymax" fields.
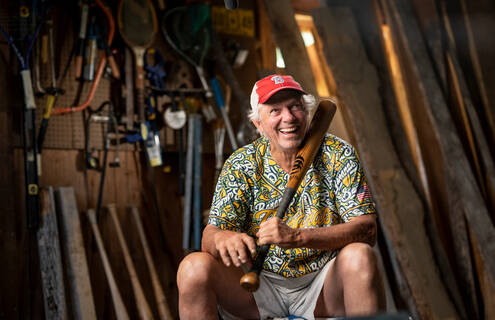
[{"xmin": 279, "ymin": 127, "xmax": 298, "ymax": 134}]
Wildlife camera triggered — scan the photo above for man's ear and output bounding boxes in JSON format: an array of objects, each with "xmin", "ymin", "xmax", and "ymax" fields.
[{"xmin": 251, "ymin": 119, "xmax": 262, "ymax": 134}]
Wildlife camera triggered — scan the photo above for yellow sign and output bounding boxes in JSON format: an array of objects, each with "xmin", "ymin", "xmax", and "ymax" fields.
[{"xmin": 211, "ymin": 6, "xmax": 255, "ymax": 38}]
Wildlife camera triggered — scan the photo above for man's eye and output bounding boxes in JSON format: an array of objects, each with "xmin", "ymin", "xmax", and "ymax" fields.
[{"xmin": 291, "ymin": 104, "xmax": 303, "ymax": 110}]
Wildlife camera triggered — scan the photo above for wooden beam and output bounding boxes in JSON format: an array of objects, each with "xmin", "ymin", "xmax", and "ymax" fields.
[
  {"xmin": 379, "ymin": 0, "xmax": 481, "ymax": 317},
  {"xmin": 442, "ymin": 12, "xmax": 495, "ymax": 318},
  {"xmin": 256, "ymin": 0, "xmax": 276, "ymax": 73},
  {"xmin": 443, "ymin": 0, "xmax": 495, "ymax": 156},
  {"xmin": 56, "ymin": 187, "xmax": 97, "ymax": 320},
  {"xmin": 376, "ymin": 6, "xmax": 467, "ymax": 317},
  {"xmin": 37, "ymin": 187, "xmax": 68, "ymax": 320},
  {"xmin": 312, "ymin": 7, "xmax": 459, "ymax": 319},
  {"xmin": 262, "ymin": 0, "xmax": 318, "ymax": 97},
  {"xmin": 384, "ymin": 0, "xmax": 495, "ymax": 301}
]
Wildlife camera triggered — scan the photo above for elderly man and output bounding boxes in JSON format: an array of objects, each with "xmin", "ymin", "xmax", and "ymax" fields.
[{"xmin": 177, "ymin": 75, "xmax": 386, "ymax": 319}]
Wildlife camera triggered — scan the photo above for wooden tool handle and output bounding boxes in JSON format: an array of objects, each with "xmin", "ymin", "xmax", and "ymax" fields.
[
  {"xmin": 240, "ymin": 99, "xmax": 337, "ymax": 292},
  {"xmin": 108, "ymin": 204, "xmax": 154, "ymax": 319}
]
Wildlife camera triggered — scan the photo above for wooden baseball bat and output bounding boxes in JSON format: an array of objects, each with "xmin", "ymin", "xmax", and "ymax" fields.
[
  {"xmin": 240, "ymin": 99, "xmax": 337, "ymax": 292},
  {"xmin": 108, "ymin": 204, "xmax": 154, "ymax": 319},
  {"xmin": 88, "ymin": 209, "xmax": 130, "ymax": 320},
  {"xmin": 130, "ymin": 206, "xmax": 174, "ymax": 320}
]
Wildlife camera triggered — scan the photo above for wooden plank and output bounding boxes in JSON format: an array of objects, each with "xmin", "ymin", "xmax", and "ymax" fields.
[
  {"xmin": 376, "ymin": 0, "xmax": 476, "ymax": 317},
  {"xmin": 262, "ymin": 0, "xmax": 318, "ymax": 97},
  {"xmin": 384, "ymin": 0, "xmax": 495, "ymax": 302},
  {"xmin": 211, "ymin": 31, "xmax": 258, "ymax": 145},
  {"xmin": 256, "ymin": 0, "xmax": 276, "ymax": 72},
  {"xmin": 87, "ymin": 208, "xmax": 129, "ymax": 320},
  {"xmin": 131, "ymin": 206, "xmax": 174, "ymax": 320},
  {"xmin": 381, "ymin": 0, "xmax": 482, "ymax": 317},
  {"xmin": 312, "ymin": 7, "xmax": 458, "ymax": 319},
  {"xmin": 410, "ymin": 0, "xmax": 447, "ymax": 90},
  {"xmin": 443, "ymin": 0, "xmax": 495, "ymax": 156},
  {"xmin": 460, "ymin": 0, "xmax": 495, "ymax": 131},
  {"xmin": 56, "ymin": 186, "xmax": 97, "ymax": 320},
  {"xmin": 37, "ymin": 187, "xmax": 68, "ymax": 319},
  {"xmin": 441, "ymin": 2, "xmax": 495, "ymax": 221},
  {"xmin": 107, "ymin": 204, "xmax": 154, "ymax": 319},
  {"xmin": 442, "ymin": 18, "xmax": 495, "ymax": 318}
]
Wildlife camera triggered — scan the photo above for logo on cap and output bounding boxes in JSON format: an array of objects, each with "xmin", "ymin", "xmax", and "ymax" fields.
[{"xmin": 271, "ymin": 75, "xmax": 284, "ymax": 84}]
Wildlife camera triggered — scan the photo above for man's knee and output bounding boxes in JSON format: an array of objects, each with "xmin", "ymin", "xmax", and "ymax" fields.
[
  {"xmin": 177, "ymin": 252, "xmax": 217, "ymax": 292},
  {"xmin": 336, "ymin": 242, "xmax": 378, "ymax": 281}
]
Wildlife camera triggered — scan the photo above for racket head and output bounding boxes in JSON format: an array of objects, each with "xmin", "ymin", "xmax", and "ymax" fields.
[
  {"xmin": 118, "ymin": 0, "xmax": 158, "ymax": 49},
  {"xmin": 161, "ymin": 4, "xmax": 211, "ymax": 68}
]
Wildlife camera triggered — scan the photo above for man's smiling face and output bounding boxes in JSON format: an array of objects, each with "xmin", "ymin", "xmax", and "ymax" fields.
[{"xmin": 252, "ymin": 90, "xmax": 309, "ymax": 155}]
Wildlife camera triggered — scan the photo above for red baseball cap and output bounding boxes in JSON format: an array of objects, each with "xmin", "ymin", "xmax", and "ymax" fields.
[{"xmin": 250, "ymin": 75, "xmax": 306, "ymax": 108}]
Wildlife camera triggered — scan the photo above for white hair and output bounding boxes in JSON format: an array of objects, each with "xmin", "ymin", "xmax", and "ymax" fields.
[{"xmin": 248, "ymin": 92, "xmax": 317, "ymax": 122}]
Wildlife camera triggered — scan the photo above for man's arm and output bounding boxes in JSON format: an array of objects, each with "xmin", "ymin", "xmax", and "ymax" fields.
[
  {"xmin": 202, "ymin": 224, "xmax": 257, "ymax": 268},
  {"xmin": 256, "ymin": 214, "xmax": 377, "ymax": 250}
]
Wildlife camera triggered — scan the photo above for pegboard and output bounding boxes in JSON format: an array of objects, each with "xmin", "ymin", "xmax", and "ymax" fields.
[
  {"xmin": 7, "ymin": 1, "xmax": 260, "ymax": 155},
  {"xmin": 31, "ymin": 20, "xmax": 117, "ymax": 151},
  {"xmin": 21, "ymin": 13, "xmax": 195, "ymax": 152}
]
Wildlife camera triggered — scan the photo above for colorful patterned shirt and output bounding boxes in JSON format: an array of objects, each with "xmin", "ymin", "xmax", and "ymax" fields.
[{"xmin": 208, "ymin": 134, "xmax": 376, "ymax": 278}]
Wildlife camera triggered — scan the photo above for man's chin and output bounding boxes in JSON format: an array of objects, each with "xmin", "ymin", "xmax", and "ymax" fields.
[{"xmin": 281, "ymin": 140, "xmax": 303, "ymax": 151}]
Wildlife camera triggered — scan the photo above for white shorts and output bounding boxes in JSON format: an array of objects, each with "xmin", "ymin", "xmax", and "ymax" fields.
[{"xmin": 220, "ymin": 258, "xmax": 335, "ymax": 320}]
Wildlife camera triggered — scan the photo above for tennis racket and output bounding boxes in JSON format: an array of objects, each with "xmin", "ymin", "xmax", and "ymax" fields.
[{"xmin": 0, "ymin": 1, "xmax": 50, "ymax": 229}]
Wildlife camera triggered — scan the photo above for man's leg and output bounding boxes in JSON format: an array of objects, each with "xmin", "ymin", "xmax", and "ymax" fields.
[
  {"xmin": 314, "ymin": 243, "xmax": 386, "ymax": 318},
  {"xmin": 177, "ymin": 252, "xmax": 260, "ymax": 320}
]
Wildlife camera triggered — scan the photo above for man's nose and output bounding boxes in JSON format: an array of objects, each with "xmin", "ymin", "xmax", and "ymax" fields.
[{"xmin": 281, "ymin": 107, "xmax": 296, "ymax": 121}]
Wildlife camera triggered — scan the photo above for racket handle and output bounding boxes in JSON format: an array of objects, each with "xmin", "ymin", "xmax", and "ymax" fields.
[
  {"xmin": 38, "ymin": 94, "xmax": 56, "ymax": 151},
  {"xmin": 75, "ymin": 54, "xmax": 83, "ymax": 79},
  {"xmin": 136, "ymin": 64, "xmax": 146, "ymax": 122},
  {"xmin": 106, "ymin": 52, "xmax": 120, "ymax": 79}
]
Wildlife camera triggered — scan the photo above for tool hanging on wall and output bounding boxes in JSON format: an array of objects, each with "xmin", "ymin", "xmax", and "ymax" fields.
[
  {"xmin": 84, "ymin": 101, "xmax": 120, "ymax": 220},
  {"xmin": 75, "ymin": 1, "xmax": 89, "ymax": 79},
  {"xmin": 52, "ymin": 0, "xmax": 115, "ymax": 115},
  {"xmin": 211, "ymin": 77, "xmax": 232, "ymax": 181},
  {"xmin": 0, "ymin": 1, "xmax": 51, "ymax": 229},
  {"xmin": 192, "ymin": 114, "xmax": 203, "ymax": 250},
  {"xmin": 211, "ymin": 76, "xmax": 237, "ymax": 150},
  {"xmin": 183, "ymin": 113, "xmax": 204, "ymax": 251},
  {"xmin": 37, "ymin": 15, "xmax": 74, "ymax": 154},
  {"xmin": 183, "ymin": 114, "xmax": 195, "ymax": 250},
  {"xmin": 118, "ymin": 0, "xmax": 158, "ymax": 140},
  {"xmin": 52, "ymin": 0, "xmax": 117, "ymax": 115},
  {"xmin": 170, "ymin": 93, "xmax": 186, "ymax": 195},
  {"xmin": 211, "ymin": 30, "xmax": 258, "ymax": 146},
  {"xmin": 144, "ymin": 48, "xmax": 167, "ymax": 168},
  {"xmin": 161, "ymin": 3, "xmax": 217, "ymax": 122},
  {"xmin": 144, "ymin": 96, "xmax": 163, "ymax": 167}
]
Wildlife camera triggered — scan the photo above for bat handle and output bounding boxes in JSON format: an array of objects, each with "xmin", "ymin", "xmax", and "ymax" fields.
[
  {"xmin": 239, "ymin": 188, "xmax": 296, "ymax": 291},
  {"xmin": 239, "ymin": 243, "xmax": 270, "ymax": 292}
]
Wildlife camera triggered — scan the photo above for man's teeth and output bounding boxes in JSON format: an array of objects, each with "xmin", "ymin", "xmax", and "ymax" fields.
[{"xmin": 280, "ymin": 127, "xmax": 297, "ymax": 133}]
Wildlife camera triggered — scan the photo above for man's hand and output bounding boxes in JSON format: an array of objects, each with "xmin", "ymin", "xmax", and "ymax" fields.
[
  {"xmin": 256, "ymin": 217, "xmax": 301, "ymax": 249},
  {"xmin": 213, "ymin": 229, "xmax": 257, "ymax": 267}
]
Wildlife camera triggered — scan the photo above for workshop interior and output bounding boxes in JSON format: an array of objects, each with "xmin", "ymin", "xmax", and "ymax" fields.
[{"xmin": 0, "ymin": 0, "xmax": 494, "ymax": 319}]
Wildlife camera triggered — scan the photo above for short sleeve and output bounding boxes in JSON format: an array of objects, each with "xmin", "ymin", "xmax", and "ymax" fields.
[
  {"xmin": 208, "ymin": 164, "xmax": 252, "ymax": 232},
  {"xmin": 333, "ymin": 144, "xmax": 375, "ymax": 222}
]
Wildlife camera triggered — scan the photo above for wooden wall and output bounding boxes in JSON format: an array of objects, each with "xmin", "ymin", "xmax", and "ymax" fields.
[{"xmin": 0, "ymin": 0, "xmax": 259, "ymax": 318}]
